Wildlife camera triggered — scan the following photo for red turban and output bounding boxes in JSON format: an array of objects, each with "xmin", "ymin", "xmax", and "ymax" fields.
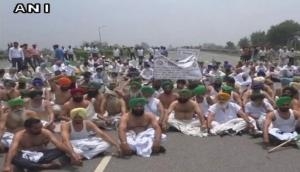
[{"xmin": 70, "ymin": 88, "xmax": 85, "ymax": 96}]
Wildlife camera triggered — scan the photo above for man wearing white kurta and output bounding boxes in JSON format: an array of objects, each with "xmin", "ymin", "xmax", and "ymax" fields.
[
  {"xmin": 245, "ymin": 93, "xmax": 274, "ymax": 131},
  {"xmin": 207, "ymin": 92, "xmax": 255, "ymax": 135}
]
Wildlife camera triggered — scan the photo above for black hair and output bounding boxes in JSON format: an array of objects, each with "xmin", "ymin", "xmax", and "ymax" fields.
[
  {"xmin": 24, "ymin": 118, "xmax": 41, "ymax": 128},
  {"xmin": 282, "ymin": 86, "xmax": 298, "ymax": 98},
  {"xmin": 29, "ymin": 90, "xmax": 43, "ymax": 99},
  {"xmin": 225, "ymin": 77, "xmax": 235, "ymax": 85},
  {"xmin": 177, "ymin": 80, "xmax": 187, "ymax": 85}
]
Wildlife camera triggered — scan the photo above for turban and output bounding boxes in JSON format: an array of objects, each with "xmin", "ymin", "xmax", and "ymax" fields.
[
  {"xmin": 18, "ymin": 77, "xmax": 27, "ymax": 83},
  {"xmin": 88, "ymin": 82, "xmax": 102, "ymax": 90},
  {"xmin": 281, "ymin": 78, "xmax": 292, "ymax": 87},
  {"xmin": 70, "ymin": 108, "xmax": 87, "ymax": 119},
  {"xmin": 178, "ymin": 89, "xmax": 192, "ymax": 98},
  {"xmin": 217, "ymin": 92, "xmax": 231, "ymax": 102},
  {"xmin": 221, "ymin": 85, "xmax": 234, "ymax": 93},
  {"xmin": 141, "ymin": 86, "xmax": 155, "ymax": 95},
  {"xmin": 32, "ymin": 78, "xmax": 44, "ymax": 86},
  {"xmin": 276, "ymin": 96, "xmax": 292, "ymax": 107},
  {"xmin": 251, "ymin": 83, "xmax": 263, "ymax": 90},
  {"xmin": 130, "ymin": 80, "xmax": 141, "ymax": 88},
  {"xmin": 253, "ymin": 77, "xmax": 265, "ymax": 83},
  {"xmin": 162, "ymin": 80, "xmax": 173, "ymax": 89},
  {"xmin": 57, "ymin": 77, "xmax": 72, "ymax": 87},
  {"xmin": 129, "ymin": 97, "xmax": 147, "ymax": 109},
  {"xmin": 70, "ymin": 88, "xmax": 85, "ymax": 96},
  {"xmin": 290, "ymin": 82, "xmax": 300, "ymax": 90},
  {"xmin": 7, "ymin": 98, "xmax": 24, "ymax": 107},
  {"xmin": 193, "ymin": 85, "xmax": 206, "ymax": 96},
  {"xmin": 293, "ymin": 76, "xmax": 300, "ymax": 82}
]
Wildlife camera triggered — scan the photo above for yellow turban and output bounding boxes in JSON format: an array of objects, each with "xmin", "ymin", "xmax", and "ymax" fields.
[
  {"xmin": 217, "ymin": 92, "xmax": 231, "ymax": 101},
  {"xmin": 70, "ymin": 108, "xmax": 87, "ymax": 119}
]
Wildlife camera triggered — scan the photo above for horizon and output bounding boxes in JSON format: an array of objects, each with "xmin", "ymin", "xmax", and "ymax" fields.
[{"xmin": 1, "ymin": 0, "xmax": 300, "ymax": 50}]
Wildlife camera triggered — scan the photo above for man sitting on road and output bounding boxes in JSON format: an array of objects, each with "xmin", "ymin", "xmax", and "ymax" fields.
[
  {"xmin": 207, "ymin": 92, "xmax": 255, "ymax": 136},
  {"xmin": 245, "ymin": 93, "xmax": 274, "ymax": 133},
  {"xmin": 61, "ymin": 108, "xmax": 119, "ymax": 160},
  {"xmin": 263, "ymin": 96, "xmax": 300, "ymax": 146},
  {"xmin": 2, "ymin": 118, "xmax": 82, "ymax": 172},
  {"xmin": 118, "ymin": 97, "xmax": 166, "ymax": 157},
  {"xmin": 0, "ymin": 98, "xmax": 38, "ymax": 151},
  {"xmin": 163, "ymin": 89, "xmax": 207, "ymax": 137}
]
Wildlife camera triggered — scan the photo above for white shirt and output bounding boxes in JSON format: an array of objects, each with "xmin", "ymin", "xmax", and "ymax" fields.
[
  {"xmin": 245, "ymin": 101, "xmax": 273, "ymax": 119},
  {"xmin": 208, "ymin": 102, "xmax": 241, "ymax": 124},
  {"xmin": 9, "ymin": 47, "xmax": 24, "ymax": 60},
  {"xmin": 52, "ymin": 64, "xmax": 66, "ymax": 72},
  {"xmin": 241, "ymin": 65, "xmax": 251, "ymax": 73},
  {"xmin": 255, "ymin": 65, "xmax": 267, "ymax": 73},
  {"xmin": 137, "ymin": 49, "xmax": 144, "ymax": 57},
  {"xmin": 113, "ymin": 49, "xmax": 120, "ymax": 57},
  {"xmin": 67, "ymin": 48, "xmax": 74, "ymax": 55}
]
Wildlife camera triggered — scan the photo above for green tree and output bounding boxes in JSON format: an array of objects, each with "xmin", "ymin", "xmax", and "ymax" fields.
[
  {"xmin": 238, "ymin": 37, "xmax": 250, "ymax": 48},
  {"xmin": 250, "ymin": 31, "xmax": 267, "ymax": 46},
  {"xmin": 267, "ymin": 20, "xmax": 300, "ymax": 47},
  {"xmin": 225, "ymin": 41, "xmax": 236, "ymax": 49}
]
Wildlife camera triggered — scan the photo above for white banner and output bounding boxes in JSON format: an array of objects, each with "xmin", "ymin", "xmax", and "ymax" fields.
[{"xmin": 153, "ymin": 55, "xmax": 202, "ymax": 80}]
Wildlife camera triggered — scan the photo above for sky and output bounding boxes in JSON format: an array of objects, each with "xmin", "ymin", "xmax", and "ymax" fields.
[{"xmin": 0, "ymin": 0, "xmax": 300, "ymax": 50}]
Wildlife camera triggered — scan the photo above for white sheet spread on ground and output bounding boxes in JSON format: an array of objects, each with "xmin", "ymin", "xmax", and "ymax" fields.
[
  {"xmin": 71, "ymin": 137, "xmax": 110, "ymax": 160},
  {"xmin": 21, "ymin": 150, "xmax": 44, "ymax": 163},
  {"xmin": 168, "ymin": 112, "xmax": 208, "ymax": 137},
  {"xmin": 126, "ymin": 128, "xmax": 166, "ymax": 158},
  {"xmin": 1, "ymin": 132, "xmax": 14, "ymax": 148},
  {"xmin": 269, "ymin": 128, "xmax": 298, "ymax": 141}
]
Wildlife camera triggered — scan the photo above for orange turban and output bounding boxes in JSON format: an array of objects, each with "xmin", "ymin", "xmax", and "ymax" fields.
[
  {"xmin": 57, "ymin": 77, "xmax": 72, "ymax": 87},
  {"xmin": 217, "ymin": 92, "xmax": 231, "ymax": 101}
]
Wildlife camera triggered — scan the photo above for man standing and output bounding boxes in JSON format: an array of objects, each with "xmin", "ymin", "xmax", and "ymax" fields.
[
  {"xmin": 22, "ymin": 44, "xmax": 35, "ymax": 71},
  {"xmin": 31, "ymin": 44, "xmax": 41, "ymax": 67},
  {"xmin": 8, "ymin": 42, "xmax": 24, "ymax": 71},
  {"xmin": 67, "ymin": 45, "xmax": 74, "ymax": 61},
  {"xmin": 53, "ymin": 44, "xmax": 65, "ymax": 62}
]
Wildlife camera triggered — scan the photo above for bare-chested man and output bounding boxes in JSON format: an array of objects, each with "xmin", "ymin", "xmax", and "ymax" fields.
[
  {"xmin": 118, "ymin": 97, "xmax": 165, "ymax": 157},
  {"xmin": 281, "ymin": 86, "xmax": 300, "ymax": 112},
  {"xmin": 242, "ymin": 82, "xmax": 275, "ymax": 107},
  {"xmin": 2, "ymin": 118, "xmax": 82, "ymax": 172},
  {"xmin": 0, "ymin": 80, "xmax": 20, "ymax": 101},
  {"xmin": 95, "ymin": 84, "xmax": 126, "ymax": 129},
  {"xmin": 163, "ymin": 89, "xmax": 207, "ymax": 137},
  {"xmin": 30, "ymin": 77, "xmax": 51, "ymax": 101},
  {"xmin": 0, "ymin": 98, "xmax": 37, "ymax": 151},
  {"xmin": 158, "ymin": 80, "xmax": 178, "ymax": 110},
  {"xmin": 49, "ymin": 76, "xmax": 72, "ymax": 105},
  {"xmin": 62, "ymin": 88, "xmax": 90, "ymax": 121},
  {"xmin": 26, "ymin": 90, "xmax": 55, "ymax": 130}
]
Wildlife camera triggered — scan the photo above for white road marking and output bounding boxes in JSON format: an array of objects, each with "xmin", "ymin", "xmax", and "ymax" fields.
[{"xmin": 94, "ymin": 155, "xmax": 112, "ymax": 172}]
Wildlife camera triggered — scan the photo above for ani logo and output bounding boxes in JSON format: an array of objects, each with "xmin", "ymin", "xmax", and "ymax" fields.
[{"xmin": 13, "ymin": 3, "xmax": 50, "ymax": 14}]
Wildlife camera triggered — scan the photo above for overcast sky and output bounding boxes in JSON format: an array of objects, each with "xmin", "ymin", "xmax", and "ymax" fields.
[{"xmin": 0, "ymin": 0, "xmax": 300, "ymax": 49}]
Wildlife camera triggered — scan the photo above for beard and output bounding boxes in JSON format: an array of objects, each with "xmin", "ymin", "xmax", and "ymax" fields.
[
  {"xmin": 132, "ymin": 109, "xmax": 144, "ymax": 117},
  {"xmin": 178, "ymin": 98, "xmax": 189, "ymax": 104}
]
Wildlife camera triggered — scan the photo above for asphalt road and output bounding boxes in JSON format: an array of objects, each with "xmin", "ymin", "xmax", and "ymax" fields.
[{"xmin": 2, "ymin": 52, "xmax": 299, "ymax": 172}]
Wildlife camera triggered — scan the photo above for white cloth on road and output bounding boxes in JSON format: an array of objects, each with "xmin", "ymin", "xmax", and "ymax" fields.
[
  {"xmin": 21, "ymin": 150, "xmax": 44, "ymax": 163},
  {"xmin": 126, "ymin": 128, "xmax": 166, "ymax": 158},
  {"xmin": 168, "ymin": 112, "xmax": 208, "ymax": 137},
  {"xmin": 269, "ymin": 128, "xmax": 298, "ymax": 141},
  {"xmin": 71, "ymin": 137, "xmax": 110, "ymax": 159},
  {"xmin": 210, "ymin": 118, "xmax": 254, "ymax": 135},
  {"xmin": 1, "ymin": 132, "xmax": 14, "ymax": 148}
]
